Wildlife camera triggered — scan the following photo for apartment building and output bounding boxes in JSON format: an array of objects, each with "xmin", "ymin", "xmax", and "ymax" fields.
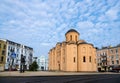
[
  {"xmin": 97, "ymin": 45, "xmax": 120, "ymax": 71},
  {"xmin": 0, "ymin": 39, "xmax": 33, "ymax": 71}
]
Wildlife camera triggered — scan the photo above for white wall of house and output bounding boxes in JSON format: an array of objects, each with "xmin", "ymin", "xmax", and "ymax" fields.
[
  {"xmin": 4, "ymin": 40, "xmax": 33, "ymax": 70},
  {"xmin": 37, "ymin": 56, "xmax": 48, "ymax": 71}
]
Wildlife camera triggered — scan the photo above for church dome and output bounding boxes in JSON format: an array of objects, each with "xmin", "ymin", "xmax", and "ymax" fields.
[{"xmin": 65, "ymin": 29, "xmax": 79, "ymax": 35}]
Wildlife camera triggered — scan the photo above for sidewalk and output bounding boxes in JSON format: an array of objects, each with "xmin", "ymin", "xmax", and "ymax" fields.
[{"xmin": 0, "ymin": 71, "xmax": 119, "ymax": 76}]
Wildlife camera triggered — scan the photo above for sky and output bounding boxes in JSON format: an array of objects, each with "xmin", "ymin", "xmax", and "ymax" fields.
[{"xmin": 0, "ymin": 0, "xmax": 120, "ymax": 57}]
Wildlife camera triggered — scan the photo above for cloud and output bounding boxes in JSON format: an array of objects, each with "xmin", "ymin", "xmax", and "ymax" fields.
[
  {"xmin": 77, "ymin": 21, "xmax": 94, "ymax": 29},
  {"xmin": 106, "ymin": 7, "xmax": 119, "ymax": 20},
  {"xmin": 0, "ymin": 0, "xmax": 120, "ymax": 56}
]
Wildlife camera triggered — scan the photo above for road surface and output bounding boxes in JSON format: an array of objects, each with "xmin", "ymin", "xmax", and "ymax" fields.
[{"xmin": 0, "ymin": 74, "xmax": 120, "ymax": 83}]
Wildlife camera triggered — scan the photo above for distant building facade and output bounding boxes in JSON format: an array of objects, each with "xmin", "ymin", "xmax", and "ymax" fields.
[
  {"xmin": 37, "ymin": 56, "xmax": 48, "ymax": 71},
  {"xmin": 97, "ymin": 45, "xmax": 120, "ymax": 71},
  {"xmin": 0, "ymin": 39, "xmax": 33, "ymax": 71},
  {"xmin": 0, "ymin": 40, "xmax": 7, "ymax": 71},
  {"xmin": 48, "ymin": 29, "xmax": 97, "ymax": 72}
]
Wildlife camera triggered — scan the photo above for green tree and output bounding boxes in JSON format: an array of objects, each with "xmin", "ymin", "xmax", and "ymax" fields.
[{"xmin": 29, "ymin": 61, "xmax": 39, "ymax": 71}]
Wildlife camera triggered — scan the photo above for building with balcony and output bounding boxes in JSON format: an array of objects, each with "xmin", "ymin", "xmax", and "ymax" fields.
[
  {"xmin": 97, "ymin": 47, "xmax": 108, "ymax": 71},
  {"xmin": 97, "ymin": 45, "xmax": 120, "ymax": 71},
  {"xmin": 0, "ymin": 39, "xmax": 33, "ymax": 71},
  {"xmin": 48, "ymin": 29, "xmax": 97, "ymax": 72}
]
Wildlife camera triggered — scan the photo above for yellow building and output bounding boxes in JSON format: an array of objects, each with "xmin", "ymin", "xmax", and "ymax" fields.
[
  {"xmin": 0, "ymin": 40, "xmax": 7, "ymax": 71},
  {"xmin": 48, "ymin": 29, "xmax": 97, "ymax": 72}
]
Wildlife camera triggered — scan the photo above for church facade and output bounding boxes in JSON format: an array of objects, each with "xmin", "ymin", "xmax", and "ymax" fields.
[{"xmin": 48, "ymin": 29, "xmax": 97, "ymax": 72}]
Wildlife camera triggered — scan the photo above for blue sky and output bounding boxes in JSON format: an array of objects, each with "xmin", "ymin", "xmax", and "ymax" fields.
[{"xmin": 0, "ymin": 0, "xmax": 120, "ymax": 57}]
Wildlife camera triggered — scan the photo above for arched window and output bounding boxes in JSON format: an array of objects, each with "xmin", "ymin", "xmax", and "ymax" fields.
[
  {"xmin": 89, "ymin": 56, "xmax": 91, "ymax": 62},
  {"xmin": 75, "ymin": 35, "xmax": 77, "ymax": 41},
  {"xmin": 73, "ymin": 57, "xmax": 76, "ymax": 63},
  {"xmin": 89, "ymin": 47, "xmax": 92, "ymax": 53},
  {"xmin": 83, "ymin": 56, "xmax": 86, "ymax": 62},
  {"xmin": 70, "ymin": 35, "xmax": 72, "ymax": 41}
]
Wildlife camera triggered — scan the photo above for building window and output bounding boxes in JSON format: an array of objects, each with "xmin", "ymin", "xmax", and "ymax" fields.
[
  {"xmin": 16, "ymin": 60, "xmax": 18, "ymax": 63},
  {"xmin": 89, "ymin": 56, "xmax": 91, "ymax": 62},
  {"xmin": 24, "ymin": 56, "xmax": 26, "ymax": 59},
  {"xmin": 17, "ymin": 54, "xmax": 18, "ymax": 57},
  {"xmin": 8, "ymin": 46, "xmax": 10, "ymax": 50},
  {"xmin": 70, "ymin": 35, "xmax": 72, "ymax": 41},
  {"xmin": 3, "ymin": 45, "xmax": 6, "ymax": 49},
  {"xmin": 21, "ymin": 49, "xmax": 23, "ymax": 53},
  {"xmin": 116, "ymin": 60, "xmax": 119, "ymax": 64},
  {"xmin": 112, "ymin": 61, "xmax": 114, "ymax": 64},
  {"xmin": 98, "ymin": 63, "xmax": 99, "ymax": 66},
  {"xmin": 7, "ymin": 58, "xmax": 9, "ymax": 62},
  {"xmin": 106, "ymin": 63, "xmax": 107, "ymax": 65},
  {"xmin": 8, "ymin": 52, "xmax": 9, "ymax": 56},
  {"xmin": 75, "ymin": 35, "xmax": 77, "ymax": 41},
  {"xmin": 2, "ymin": 50, "xmax": 5, "ymax": 55},
  {"xmin": 116, "ymin": 54, "xmax": 119, "ymax": 60},
  {"xmin": 116, "ymin": 49, "xmax": 118, "ymax": 53},
  {"xmin": 17, "ymin": 48, "xmax": 19, "ymax": 52},
  {"xmin": 111, "ymin": 55, "xmax": 114, "ymax": 60},
  {"xmin": 103, "ymin": 52, "xmax": 105, "ymax": 56},
  {"xmin": 83, "ymin": 56, "xmax": 86, "ymax": 62},
  {"xmin": 10, "ymin": 48, "xmax": 14, "ymax": 52},
  {"xmin": 1, "ymin": 56, "xmax": 4, "ymax": 62},
  {"xmin": 110, "ymin": 50, "xmax": 113, "ymax": 53},
  {"xmin": 29, "ymin": 53, "xmax": 33, "ymax": 57},
  {"xmin": 73, "ymin": 57, "xmax": 76, "ymax": 63}
]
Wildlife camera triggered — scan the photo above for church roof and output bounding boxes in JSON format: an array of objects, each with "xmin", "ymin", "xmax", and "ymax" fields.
[{"xmin": 65, "ymin": 29, "xmax": 80, "ymax": 35}]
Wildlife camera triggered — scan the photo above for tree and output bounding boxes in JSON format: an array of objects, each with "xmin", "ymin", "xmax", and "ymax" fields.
[{"xmin": 29, "ymin": 61, "xmax": 39, "ymax": 71}]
